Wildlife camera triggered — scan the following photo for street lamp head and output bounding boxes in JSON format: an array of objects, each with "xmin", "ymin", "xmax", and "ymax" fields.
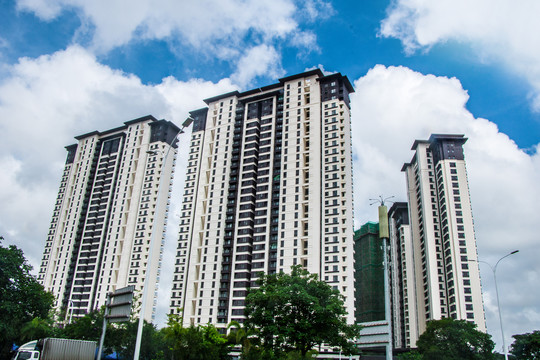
[
  {"xmin": 510, "ymin": 250, "xmax": 519, "ymax": 255},
  {"xmin": 182, "ymin": 117, "xmax": 194, "ymax": 128}
]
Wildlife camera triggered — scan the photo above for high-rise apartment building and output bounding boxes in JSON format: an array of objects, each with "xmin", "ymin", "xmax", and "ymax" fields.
[
  {"xmin": 38, "ymin": 115, "xmax": 179, "ymax": 322},
  {"xmin": 354, "ymin": 223, "xmax": 385, "ymax": 324},
  {"xmin": 399, "ymin": 134, "xmax": 486, "ymax": 341},
  {"xmin": 388, "ymin": 202, "xmax": 418, "ymax": 349},
  {"xmin": 170, "ymin": 69, "xmax": 356, "ymax": 329}
]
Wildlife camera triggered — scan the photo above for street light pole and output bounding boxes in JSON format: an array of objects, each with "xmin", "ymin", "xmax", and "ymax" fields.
[
  {"xmin": 380, "ymin": 209, "xmax": 392, "ymax": 360},
  {"xmin": 133, "ymin": 117, "xmax": 193, "ymax": 360},
  {"xmin": 477, "ymin": 250, "xmax": 519, "ymax": 360},
  {"xmin": 370, "ymin": 195, "xmax": 394, "ymax": 360}
]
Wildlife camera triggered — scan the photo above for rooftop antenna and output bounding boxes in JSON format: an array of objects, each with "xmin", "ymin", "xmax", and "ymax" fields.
[{"xmin": 369, "ymin": 195, "xmax": 395, "ymax": 206}]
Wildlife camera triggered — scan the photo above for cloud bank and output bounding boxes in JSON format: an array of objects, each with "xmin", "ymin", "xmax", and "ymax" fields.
[
  {"xmin": 380, "ymin": 0, "xmax": 540, "ymax": 112},
  {"xmin": 16, "ymin": 0, "xmax": 332, "ymax": 88}
]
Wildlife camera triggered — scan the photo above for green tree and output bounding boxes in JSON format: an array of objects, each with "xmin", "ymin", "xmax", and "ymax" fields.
[
  {"xmin": 416, "ymin": 318, "xmax": 495, "ymax": 360},
  {"xmin": 108, "ymin": 320, "xmax": 165, "ymax": 360},
  {"xmin": 244, "ymin": 265, "xmax": 360, "ymax": 359},
  {"xmin": 58, "ymin": 308, "xmax": 104, "ymax": 341},
  {"xmin": 20, "ymin": 317, "xmax": 56, "ymax": 343},
  {"xmin": 227, "ymin": 321, "xmax": 270, "ymax": 360},
  {"xmin": 397, "ymin": 350, "xmax": 423, "ymax": 360},
  {"xmin": 0, "ymin": 239, "xmax": 54, "ymax": 358},
  {"xmin": 510, "ymin": 330, "xmax": 540, "ymax": 359},
  {"xmin": 162, "ymin": 313, "xmax": 231, "ymax": 360}
]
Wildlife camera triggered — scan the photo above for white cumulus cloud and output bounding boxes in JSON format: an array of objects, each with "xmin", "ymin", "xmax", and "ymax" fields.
[
  {"xmin": 17, "ymin": 0, "xmax": 296, "ymax": 50},
  {"xmin": 15, "ymin": 0, "xmax": 330, "ymax": 86},
  {"xmin": 17, "ymin": 0, "xmax": 334, "ymax": 89},
  {"xmin": 230, "ymin": 44, "xmax": 285, "ymax": 88},
  {"xmin": 351, "ymin": 64, "xmax": 540, "ymax": 349},
  {"xmin": 380, "ymin": 0, "xmax": 540, "ymax": 112}
]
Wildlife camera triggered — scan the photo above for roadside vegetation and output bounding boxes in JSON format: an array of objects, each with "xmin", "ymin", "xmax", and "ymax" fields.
[{"xmin": 3, "ymin": 238, "xmax": 537, "ymax": 360}]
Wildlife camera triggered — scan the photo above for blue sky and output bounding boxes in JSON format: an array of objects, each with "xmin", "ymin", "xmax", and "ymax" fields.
[{"xmin": 1, "ymin": 0, "xmax": 539, "ymax": 352}]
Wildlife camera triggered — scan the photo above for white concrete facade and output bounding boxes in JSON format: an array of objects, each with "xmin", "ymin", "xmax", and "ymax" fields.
[
  {"xmin": 389, "ymin": 202, "xmax": 419, "ymax": 349},
  {"xmin": 38, "ymin": 116, "xmax": 179, "ymax": 322},
  {"xmin": 398, "ymin": 134, "xmax": 486, "ymax": 346},
  {"xmin": 170, "ymin": 70, "xmax": 356, "ymax": 330}
]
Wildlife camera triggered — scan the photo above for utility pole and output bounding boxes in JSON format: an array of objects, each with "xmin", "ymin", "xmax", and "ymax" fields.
[{"xmin": 370, "ymin": 196, "xmax": 393, "ymax": 360}]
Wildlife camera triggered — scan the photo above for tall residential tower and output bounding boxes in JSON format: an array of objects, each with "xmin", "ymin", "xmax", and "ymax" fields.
[
  {"xmin": 38, "ymin": 115, "xmax": 179, "ymax": 322},
  {"xmin": 170, "ymin": 69, "xmax": 356, "ymax": 329},
  {"xmin": 388, "ymin": 201, "xmax": 418, "ymax": 349},
  {"xmin": 400, "ymin": 134, "xmax": 486, "ymax": 340}
]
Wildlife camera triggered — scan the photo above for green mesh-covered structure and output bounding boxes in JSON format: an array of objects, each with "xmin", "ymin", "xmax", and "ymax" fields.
[{"xmin": 354, "ymin": 222, "xmax": 385, "ymax": 323}]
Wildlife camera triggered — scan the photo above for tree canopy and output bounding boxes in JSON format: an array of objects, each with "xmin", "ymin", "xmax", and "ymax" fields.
[
  {"xmin": 0, "ymin": 239, "xmax": 54, "ymax": 358},
  {"xmin": 510, "ymin": 330, "xmax": 540, "ymax": 360},
  {"xmin": 244, "ymin": 265, "xmax": 359, "ymax": 359},
  {"xmin": 416, "ymin": 317, "xmax": 495, "ymax": 360},
  {"xmin": 162, "ymin": 313, "xmax": 231, "ymax": 360},
  {"xmin": 59, "ymin": 308, "xmax": 104, "ymax": 341}
]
